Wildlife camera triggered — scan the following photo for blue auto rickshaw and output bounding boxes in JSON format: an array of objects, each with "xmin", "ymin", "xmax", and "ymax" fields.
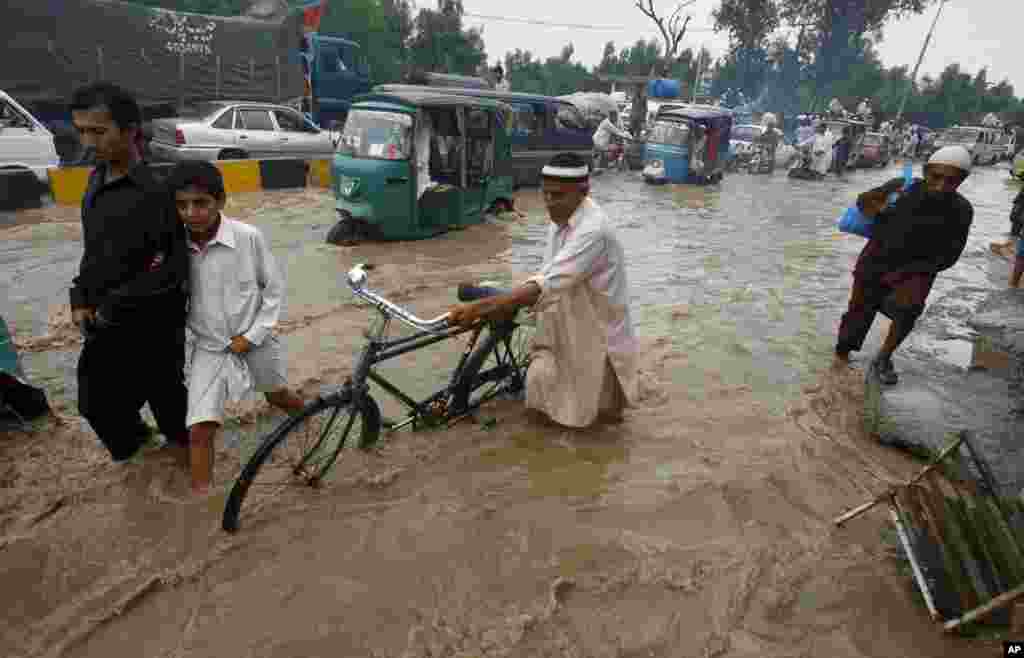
[{"xmin": 643, "ymin": 105, "xmax": 733, "ymax": 185}]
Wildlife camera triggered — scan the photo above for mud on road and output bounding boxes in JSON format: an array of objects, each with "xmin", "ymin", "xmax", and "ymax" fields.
[{"xmin": 3, "ymin": 170, "xmax": 1019, "ymax": 657}]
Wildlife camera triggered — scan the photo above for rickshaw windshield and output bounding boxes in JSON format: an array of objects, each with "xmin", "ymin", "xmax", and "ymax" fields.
[
  {"xmin": 863, "ymin": 134, "xmax": 883, "ymax": 146},
  {"xmin": 649, "ymin": 120, "xmax": 690, "ymax": 146},
  {"xmin": 337, "ymin": 109, "xmax": 413, "ymax": 160}
]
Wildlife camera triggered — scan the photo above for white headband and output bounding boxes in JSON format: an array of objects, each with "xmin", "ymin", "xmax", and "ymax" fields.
[{"xmin": 541, "ymin": 165, "xmax": 589, "ymax": 179}]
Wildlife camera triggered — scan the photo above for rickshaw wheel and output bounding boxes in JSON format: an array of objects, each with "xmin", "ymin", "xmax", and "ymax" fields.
[{"xmin": 326, "ymin": 218, "xmax": 360, "ymax": 246}]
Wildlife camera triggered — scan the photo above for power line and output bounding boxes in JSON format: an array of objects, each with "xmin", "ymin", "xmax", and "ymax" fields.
[{"xmin": 462, "ymin": 12, "xmax": 718, "ymax": 32}]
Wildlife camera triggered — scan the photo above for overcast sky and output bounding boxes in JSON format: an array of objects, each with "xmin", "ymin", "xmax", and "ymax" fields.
[{"xmin": 461, "ymin": 0, "xmax": 1022, "ymax": 93}]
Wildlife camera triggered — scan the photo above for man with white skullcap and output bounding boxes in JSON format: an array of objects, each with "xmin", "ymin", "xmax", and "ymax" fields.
[
  {"xmin": 836, "ymin": 145, "xmax": 974, "ymax": 385},
  {"xmin": 448, "ymin": 153, "xmax": 638, "ymax": 427}
]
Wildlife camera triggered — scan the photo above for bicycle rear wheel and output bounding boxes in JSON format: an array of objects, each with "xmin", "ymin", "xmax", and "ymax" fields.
[
  {"xmin": 451, "ymin": 320, "xmax": 534, "ymax": 415},
  {"xmin": 222, "ymin": 392, "xmax": 381, "ymax": 533}
]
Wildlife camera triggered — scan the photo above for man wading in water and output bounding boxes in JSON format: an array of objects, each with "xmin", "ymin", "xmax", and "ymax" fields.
[
  {"xmin": 69, "ymin": 83, "xmax": 190, "ymax": 462},
  {"xmin": 448, "ymin": 153, "xmax": 638, "ymax": 428},
  {"xmin": 835, "ymin": 145, "xmax": 974, "ymax": 384}
]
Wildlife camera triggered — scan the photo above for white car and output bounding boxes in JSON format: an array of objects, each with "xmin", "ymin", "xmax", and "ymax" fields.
[
  {"xmin": 0, "ymin": 90, "xmax": 59, "ymax": 182},
  {"xmin": 149, "ymin": 100, "xmax": 335, "ymax": 162}
]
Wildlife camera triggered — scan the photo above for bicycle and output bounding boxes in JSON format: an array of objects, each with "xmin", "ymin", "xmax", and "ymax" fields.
[{"xmin": 222, "ymin": 263, "xmax": 534, "ymax": 532}]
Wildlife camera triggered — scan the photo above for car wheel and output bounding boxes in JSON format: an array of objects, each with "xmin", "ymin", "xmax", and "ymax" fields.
[{"xmin": 218, "ymin": 149, "xmax": 248, "ymax": 161}]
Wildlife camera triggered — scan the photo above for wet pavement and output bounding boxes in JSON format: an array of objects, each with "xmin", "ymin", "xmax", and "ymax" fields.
[{"xmin": 2, "ymin": 162, "xmax": 1022, "ymax": 657}]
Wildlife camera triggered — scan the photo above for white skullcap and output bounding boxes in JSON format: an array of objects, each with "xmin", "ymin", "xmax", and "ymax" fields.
[{"xmin": 927, "ymin": 145, "xmax": 973, "ymax": 174}]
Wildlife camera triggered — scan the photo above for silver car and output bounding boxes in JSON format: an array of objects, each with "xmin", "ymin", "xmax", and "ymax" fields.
[
  {"xmin": 0, "ymin": 90, "xmax": 60, "ymax": 181},
  {"xmin": 149, "ymin": 101, "xmax": 335, "ymax": 162}
]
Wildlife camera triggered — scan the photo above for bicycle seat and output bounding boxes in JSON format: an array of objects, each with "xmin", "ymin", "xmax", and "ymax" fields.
[{"xmin": 457, "ymin": 283, "xmax": 510, "ymax": 302}]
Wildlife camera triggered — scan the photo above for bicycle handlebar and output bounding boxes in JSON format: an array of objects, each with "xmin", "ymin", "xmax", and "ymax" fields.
[{"xmin": 346, "ymin": 264, "xmax": 452, "ymax": 334}]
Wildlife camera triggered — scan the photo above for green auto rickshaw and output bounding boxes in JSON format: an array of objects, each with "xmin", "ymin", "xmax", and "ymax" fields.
[{"xmin": 326, "ymin": 90, "xmax": 515, "ymax": 243}]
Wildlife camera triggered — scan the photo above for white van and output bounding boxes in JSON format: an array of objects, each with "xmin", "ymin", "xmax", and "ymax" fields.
[
  {"xmin": 0, "ymin": 90, "xmax": 59, "ymax": 181},
  {"xmin": 933, "ymin": 124, "xmax": 1001, "ymax": 166}
]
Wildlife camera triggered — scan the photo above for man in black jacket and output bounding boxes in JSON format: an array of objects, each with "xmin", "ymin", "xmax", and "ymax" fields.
[
  {"xmin": 1011, "ymin": 185, "xmax": 1024, "ymax": 238},
  {"xmin": 69, "ymin": 83, "xmax": 190, "ymax": 462},
  {"xmin": 836, "ymin": 145, "xmax": 974, "ymax": 385}
]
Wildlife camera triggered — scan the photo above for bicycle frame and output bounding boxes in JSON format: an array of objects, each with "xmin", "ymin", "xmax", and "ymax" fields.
[
  {"xmin": 344, "ymin": 314, "xmax": 485, "ymax": 431},
  {"xmin": 334, "ymin": 263, "xmax": 512, "ymax": 431}
]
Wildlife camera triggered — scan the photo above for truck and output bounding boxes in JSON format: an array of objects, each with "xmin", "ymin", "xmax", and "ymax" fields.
[{"xmin": 1, "ymin": 0, "xmax": 370, "ymax": 163}]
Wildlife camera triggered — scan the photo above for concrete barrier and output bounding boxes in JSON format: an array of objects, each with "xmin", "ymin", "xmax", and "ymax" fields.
[
  {"xmin": 43, "ymin": 157, "xmax": 334, "ymax": 206},
  {"xmin": 0, "ymin": 168, "xmax": 48, "ymax": 211}
]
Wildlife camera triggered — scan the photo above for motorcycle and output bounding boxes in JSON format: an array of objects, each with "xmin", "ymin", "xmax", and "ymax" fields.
[
  {"xmin": 787, "ymin": 142, "xmax": 826, "ymax": 181},
  {"xmin": 593, "ymin": 134, "xmax": 632, "ymax": 173}
]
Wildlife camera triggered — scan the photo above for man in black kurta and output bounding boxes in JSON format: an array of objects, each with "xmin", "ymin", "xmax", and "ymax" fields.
[
  {"xmin": 836, "ymin": 146, "xmax": 974, "ymax": 385},
  {"xmin": 69, "ymin": 83, "xmax": 190, "ymax": 461}
]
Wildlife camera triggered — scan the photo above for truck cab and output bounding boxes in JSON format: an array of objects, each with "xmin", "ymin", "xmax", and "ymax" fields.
[{"xmin": 308, "ymin": 34, "xmax": 372, "ymax": 129}]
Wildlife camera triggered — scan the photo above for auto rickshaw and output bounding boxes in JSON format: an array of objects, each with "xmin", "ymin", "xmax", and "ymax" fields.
[
  {"xmin": 855, "ymin": 132, "xmax": 891, "ymax": 168},
  {"xmin": 326, "ymin": 90, "xmax": 515, "ymax": 243},
  {"xmin": 642, "ymin": 105, "xmax": 733, "ymax": 185}
]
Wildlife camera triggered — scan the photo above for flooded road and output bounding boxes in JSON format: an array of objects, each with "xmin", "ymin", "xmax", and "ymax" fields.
[{"xmin": 2, "ymin": 164, "xmax": 1021, "ymax": 657}]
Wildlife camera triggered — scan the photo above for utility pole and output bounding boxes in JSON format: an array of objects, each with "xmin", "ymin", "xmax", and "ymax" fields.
[
  {"xmin": 691, "ymin": 46, "xmax": 704, "ymax": 103},
  {"xmin": 894, "ymin": 0, "xmax": 947, "ymax": 127}
]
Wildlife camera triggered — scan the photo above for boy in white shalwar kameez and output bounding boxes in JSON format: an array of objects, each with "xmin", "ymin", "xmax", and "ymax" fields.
[
  {"xmin": 448, "ymin": 153, "xmax": 638, "ymax": 427},
  {"xmin": 166, "ymin": 162, "xmax": 306, "ymax": 495}
]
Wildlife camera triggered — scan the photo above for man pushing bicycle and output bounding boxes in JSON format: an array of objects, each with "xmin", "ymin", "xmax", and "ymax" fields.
[{"xmin": 448, "ymin": 153, "xmax": 639, "ymax": 428}]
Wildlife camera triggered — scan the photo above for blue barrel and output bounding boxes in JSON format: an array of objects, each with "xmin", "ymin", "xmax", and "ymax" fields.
[{"xmin": 647, "ymin": 78, "xmax": 681, "ymax": 99}]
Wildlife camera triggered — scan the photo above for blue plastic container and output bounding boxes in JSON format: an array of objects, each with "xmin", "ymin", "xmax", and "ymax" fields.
[
  {"xmin": 647, "ymin": 78, "xmax": 681, "ymax": 99},
  {"xmin": 838, "ymin": 164, "xmax": 914, "ymax": 238}
]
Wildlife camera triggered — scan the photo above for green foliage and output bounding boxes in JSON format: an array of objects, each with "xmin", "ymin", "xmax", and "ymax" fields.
[
  {"xmin": 706, "ymin": 0, "xmax": 1024, "ymax": 127},
  {"xmin": 407, "ymin": 0, "xmax": 487, "ymax": 77},
  {"xmin": 127, "ymin": 0, "xmax": 247, "ymax": 15}
]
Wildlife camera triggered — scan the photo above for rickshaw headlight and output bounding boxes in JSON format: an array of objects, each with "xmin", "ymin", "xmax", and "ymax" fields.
[
  {"xmin": 338, "ymin": 175, "xmax": 360, "ymax": 198},
  {"xmin": 650, "ymin": 160, "xmax": 663, "ymax": 169}
]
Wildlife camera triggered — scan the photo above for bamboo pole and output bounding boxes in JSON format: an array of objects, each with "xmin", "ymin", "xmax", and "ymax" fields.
[
  {"xmin": 833, "ymin": 433, "xmax": 966, "ymax": 527},
  {"xmin": 910, "ymin": 483, "xmax": 976, "ymax": 613},
  {"xmin": 889, "ymin": 499, "xmax": 941, "ymax": 621},
  {"xmin": 944, "ymin": 583, "xmax": 1024, "ymax": 633}
]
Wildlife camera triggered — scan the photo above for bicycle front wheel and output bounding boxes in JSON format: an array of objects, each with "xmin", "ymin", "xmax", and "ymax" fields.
[
  {"xmin": 222, "ymin": 393, "xmax": 381, "ymax": 533},
  {"xmin": 451, "ymin": 320, "xmax": 534, "ymax": 415}
]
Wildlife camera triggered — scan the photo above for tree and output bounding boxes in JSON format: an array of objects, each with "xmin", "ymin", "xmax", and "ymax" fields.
[
  {"xmin": 598, "ymin": 42, "xmax": 618, "ymax": 74},
  {"xmin": 634, "ymin": 0, "xmax": 695, "ymax": 71},
  {"xmin": 128, "ymin": 0, "xmax": 247, "ymax": 14},
  {"xmin": 408, "ymin": 0, "xmax": 487, "ymax": 75}
]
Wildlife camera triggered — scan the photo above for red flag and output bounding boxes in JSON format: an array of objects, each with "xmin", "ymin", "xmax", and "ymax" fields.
[{"xmin": 297, "ymin": 0, "xmax": 327, "ymax": 32}]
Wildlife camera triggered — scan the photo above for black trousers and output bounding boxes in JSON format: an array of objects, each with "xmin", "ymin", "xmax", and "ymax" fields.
[
  {"xmin": 77, "ymin": 324, "xmax": 188, "ymax": 461},
  {"xmin": 836, "ymin": 271, "xmax": 935, "ymax": 355}
]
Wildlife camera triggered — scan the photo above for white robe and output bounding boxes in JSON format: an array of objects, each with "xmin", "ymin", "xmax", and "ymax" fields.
[
  {"xmin": 811, "ymin": 133, "xmax": 834, "ymax": 175},
  {"xmin": 525, "ymin": 198, "xmax": 639, "ymax": 427},
  {"xmin": 416, "ymin": 114, "xmax": 433, "ymax": 199}
]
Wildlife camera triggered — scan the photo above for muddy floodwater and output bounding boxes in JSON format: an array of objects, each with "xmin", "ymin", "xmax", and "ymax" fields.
[{"xmin": 2, "ymin": 164, "xmax": 1021, "ymax": 657}]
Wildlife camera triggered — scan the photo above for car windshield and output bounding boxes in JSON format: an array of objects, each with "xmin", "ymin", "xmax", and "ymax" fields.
[
  {"xmin": 648, "ymin": 120, "xmax": 690, "ymax": 146},
  {"xmin": 731, "ymin": 126, "xmax": 761, "ymax": 141},
  {"xmin": 337, "ymin": 109, "xmax": 413, "ymax": 160},
  {"xmin": 941, "ymin": 128, "xmax": 979, "ymax": 143},
  {"xmin": 181, "ymin": 103, "xmax": 227, "ymax": 120}
]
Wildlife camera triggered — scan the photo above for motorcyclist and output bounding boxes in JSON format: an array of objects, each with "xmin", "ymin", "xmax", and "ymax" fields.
[{"xmin": 592, "ymin": 111, "xmax": 633, "ymax": 169}]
